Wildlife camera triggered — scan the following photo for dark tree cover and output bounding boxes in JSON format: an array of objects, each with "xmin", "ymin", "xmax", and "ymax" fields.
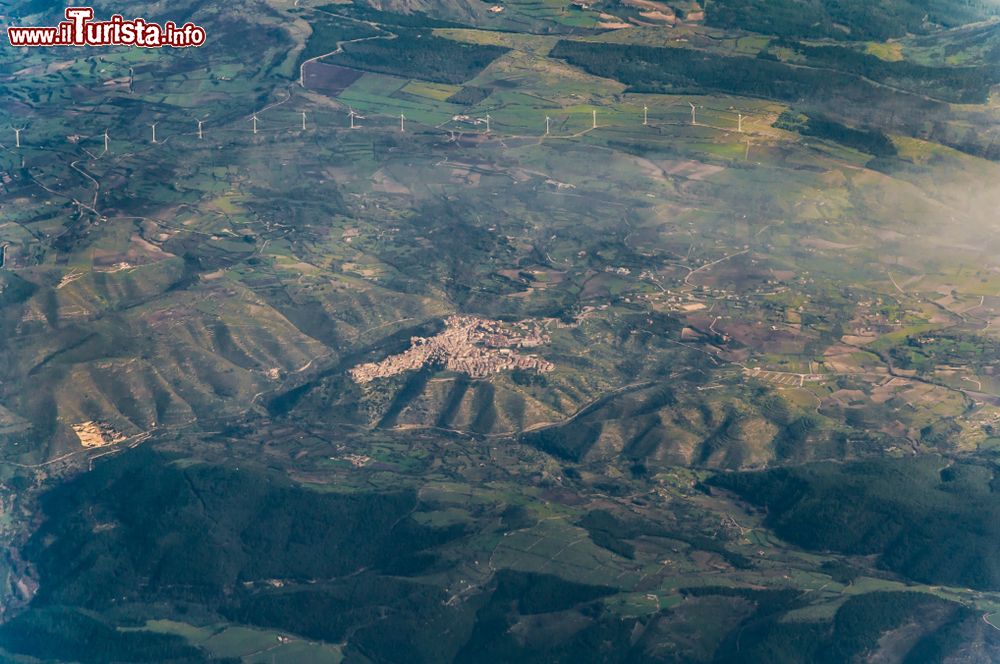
[
  {"xmin": 550, "ymin": 40, "xmax": 865, "ymax": 100},
  {"xmin": 328, "ymin": 29, "xmax": 509, "ymax": 85},
  {"xmin": 774, "ymin": 111, "xmax": 897, "ymax": 157},
  {"xmin": 524, "ymin": 420, "xmax": 603, "ymax": 461},
  {"xmin": 453, "ymin": 570, "xmax": 629, "ymax": 664},
  {"xmin": 578, "ymin": 509, "xmax": 753, "ymax": 569},
  {"xmin": 680, "ymin": 585, "xmax": 802, "ymax": 618},
  {"xmin": 801, "ymin": 116, "xmax": 897, "ymax": 157},
  {"xmin": 772, "ymin": 40, "xmax": 1000, "ymax": 104},
  {"xmin": 0, "ymin": 607, "xmax": 212, "ymax": 663},
  {"xmin": 25, "ymin": 448, "xmax": 463, "ymax": 609},
  {"xmin": 222, "ymin": 575, "xmax": 450, "ymax": 644},
  {"xmin": 705, "ymin": 0, "xmax": 993, "ymax": 41},
  {"xmin": 716, "ymin": 591, "xmax": 974, "ymax": 663},
  {"xmin": 550, "ymin": 39, "xmax": 995, "ymax": 108},
  {"xmin": 710, "ymin": 455, "xmax": 1000, "ymax": 590},
  {"xmin": 0, "ymin": 272, "xmax": 37, "ymax": 306},
  {"xmin": 297, "ymin": 14, "xmax": 378, "ymax": 70},
  {"xmin": 491, "ymin": 569, "xmax": 617, "ymax": 614},
  {"xmin": 446, "ymin": 85, "xmax": 495, "ymax": 106},
  {"xmin": 579, "ymin": 509, "xmax": 640, "ymax": 558}
]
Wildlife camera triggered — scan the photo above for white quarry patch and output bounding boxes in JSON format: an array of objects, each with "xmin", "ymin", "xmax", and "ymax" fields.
[{"xmin": 71, "ymin": 420, "xmax": 127, "ymax": 448}]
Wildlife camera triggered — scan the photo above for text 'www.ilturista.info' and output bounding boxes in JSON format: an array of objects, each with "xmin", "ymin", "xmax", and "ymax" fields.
[{"xmin": 7, "ymin": 7, "xmax": 205, "ymax": 48}]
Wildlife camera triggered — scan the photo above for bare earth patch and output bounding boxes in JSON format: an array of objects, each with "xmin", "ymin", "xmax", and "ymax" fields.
[{"xmin": 71, "ymin": 421, "xmax": 127, "ymax": 448}]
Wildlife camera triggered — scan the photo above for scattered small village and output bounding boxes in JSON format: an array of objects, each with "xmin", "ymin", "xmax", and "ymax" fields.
[{"xmin": 350, "ymin": 315, "xmax": 554, "ymax": 383}]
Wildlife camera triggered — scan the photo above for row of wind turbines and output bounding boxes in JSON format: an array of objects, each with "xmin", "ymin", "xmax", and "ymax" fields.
[
  {"xmin": 231, "ymin": 101, "xmax": 743, "ymax": 139},
  {"xmin": 8, "ymin": 101, "xmax": 753, "ymax": 151}
]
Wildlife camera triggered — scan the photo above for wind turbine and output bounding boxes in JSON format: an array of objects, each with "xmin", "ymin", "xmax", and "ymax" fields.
[
  {"xmin": 485, "ymin": 113, "xmax": 491, "ymax": 133},
  {"xmin": 149, "ymin": 122, "xmax": 158, "ymax": 144},
  {"xmin": 12, "ymin": 125, "xmax": 24, "ymax": 149},
  {"xmin": 689, "ymin": 102, "xmax": 697, "ymax": 126},
  {"xmin": 737, "ymin": 112, "xmax": 744, "ymax": 133},
  {"xmin": 103, "ymin": 128, "xmax": 109, "ymax": 153},
  {"xmin": 400, "ymin": 113, "xmax": 405, "ymax": 133},
  {"xmin": 196, "ymin": 118, "xmax": 204, "ymax": 139},
  {"xmin": 301, "ymin": 111, "xmax": 307, "ymax": 131},
  {"xmin": 348, "ymin": 108, "xmax": 361, "ymax": 129},
  {"xmin": 545, "ymin": 116, "xmax": 550, "ymax": 135},
  {"xmin": 592, "ymin": 109, "xmax": 597, "ymax": 129},
  {"xmin": 251, "ymin": 113, "xmax": 259, "ymax": 135},
  {"xmin": 643, "ymin": 105, "xmax": 648, "ymax": 126}
]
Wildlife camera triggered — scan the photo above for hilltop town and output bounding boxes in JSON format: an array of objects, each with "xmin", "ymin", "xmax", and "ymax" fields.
[{"xmin": 350, "ymin": 315, "xmax": 553, "ymax": 383}]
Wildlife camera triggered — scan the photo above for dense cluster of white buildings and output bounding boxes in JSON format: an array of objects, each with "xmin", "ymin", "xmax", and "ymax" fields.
[{"xmin": 350, "ymin": 315, "xmax": 553, "ymax": 383}]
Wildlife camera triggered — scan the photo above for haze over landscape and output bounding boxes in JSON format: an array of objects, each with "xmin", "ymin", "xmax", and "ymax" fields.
[{"xmin": 3, "ymin": 0, "xmax": 1000, "ymax": 661}]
